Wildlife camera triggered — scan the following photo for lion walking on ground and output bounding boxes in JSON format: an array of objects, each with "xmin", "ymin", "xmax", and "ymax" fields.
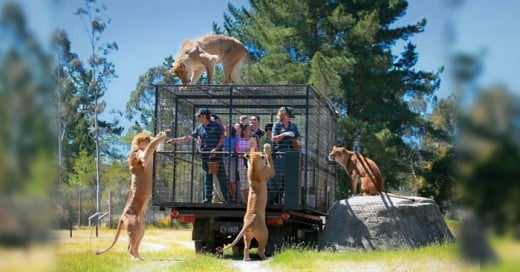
[
  {"xmin": 218, "ymin": 141, "xmax": 275, "ymax": 261},
  {"xmin": 170, "ymin": 34, "xmax": 251, "ymax": 85},
  {"xmin": 95, "ymin": 131, "xmax": 167, "ymax": 260}
]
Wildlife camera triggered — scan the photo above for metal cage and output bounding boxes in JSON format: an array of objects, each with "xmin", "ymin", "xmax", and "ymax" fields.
[{"xmin": 152, "ymin": 84, "xmax": 338, "ymax": 213}]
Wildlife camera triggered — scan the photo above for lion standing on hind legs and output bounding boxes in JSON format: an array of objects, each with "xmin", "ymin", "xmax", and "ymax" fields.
[
  {"xmin": 328, "ymin": 146, "xmax": 415, "ymax": 201},
  {"xmin": 170, "ymin": 34, "xmax": 251, "ymax": 85},
  {"xmin": 218, "ymin": 140, "xmax": 275, "ymax": 261},
  {"xmin": 96, "ymin": 131, "xmax": 167, "ymax": 260}
]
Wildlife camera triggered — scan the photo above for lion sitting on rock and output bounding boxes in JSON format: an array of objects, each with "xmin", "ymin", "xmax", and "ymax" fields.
[
  {"xmin": 170, "ymin": 34, "xmax": 251, "ymax": 85},
  {"xmin": 96, "ymin": 131, "xmax": 167, "ymax": 260},
  {"xmin": 218, "ymin": 141, "xmax": 275, "ymax": 261},
  {"xmin": 328, "ymin": 146, "xmax": 382, "ymax": 196},
  {"xmin": 328, "ymin": 146, "xmax": 414, "ymax": 201}
]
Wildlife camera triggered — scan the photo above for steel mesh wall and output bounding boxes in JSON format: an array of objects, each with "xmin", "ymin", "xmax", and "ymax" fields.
[{"xmin": 152, "ymin": 85, "xmax": 337, "ymax": 212}]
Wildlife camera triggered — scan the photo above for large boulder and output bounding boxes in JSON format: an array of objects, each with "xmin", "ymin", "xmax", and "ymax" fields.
[{"xmin": 318, "ymin": 195, "xmax": 455, "ymax": 251}]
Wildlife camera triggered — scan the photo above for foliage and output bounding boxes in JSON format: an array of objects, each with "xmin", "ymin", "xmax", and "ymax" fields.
[
  {"xmin": 459, "ymin": 86, "xmax": 520, "ymax": 233},
  {"xmin": 0, "ymin": 2, "xmax": 55, "ymax": 195},
  {"xmin": 126, "ymin": 62, "xmax": 177, "ymax": 133},
  {"xmin": 415, "ymin": 96, "xmax": 458, "ymax": 209},
  {"xmin": 52, "ymin": 0, "xmax": 123, "ymax": 178},
  {"xmin": 69, "ymin": 149, "xmax": 96, "ymax": 187}
]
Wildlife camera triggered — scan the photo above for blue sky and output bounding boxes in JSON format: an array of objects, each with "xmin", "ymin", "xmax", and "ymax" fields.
[{"xmin": 12, "ymin": 0, "xmax": 520, "ymax": 130}]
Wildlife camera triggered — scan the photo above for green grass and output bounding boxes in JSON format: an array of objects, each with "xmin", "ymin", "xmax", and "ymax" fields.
[
  {"xmin": 268, "ymin": 243, "xmax": 478, "ymax": 272},
  {"xmin": 481, "ymin": 235, "xmax": 520, "ymax": 272},
  {"xmin": 55, "ymin": 227, "xmax": 237, "ymax": 272},
  {"xmin": 50, "ymin": 225, "xmax": 487, "ymax": 272}
]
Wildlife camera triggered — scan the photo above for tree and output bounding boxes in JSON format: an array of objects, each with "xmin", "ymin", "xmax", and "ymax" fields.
[
  {"xmin": 52, "ymin": 29, "xmax": 84, "ymax": 181},
  {"xmin": 218, "ymin": 0, "xmax": 442, "ymax": 191},
  {"xmin": 0, "ymin": 2, "xmax": 55, "ymax": 244},
  {"xmin": 68, "ymin": 149, "xmax": 96, "ymax": 226},
  {"xmin": 0, "ymin": 2, "xmax": 55, "ymax": 194},
  {"xmin": 126, "ymin": 59, "xmax": 177, "ymax": 134},
  {"xmin": 416, "ymin": 96, "xmax": 458, "ymax": 204},
  {"xmin": 459, "ymin": 86, "xmax": 520, "ymax": 233},
  {"xmin": 49, "ymin": 0, "xmax": 122, "ymax": 231}
]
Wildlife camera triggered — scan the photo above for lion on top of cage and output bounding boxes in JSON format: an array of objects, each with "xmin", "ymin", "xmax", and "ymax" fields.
[{"xmin": 170, "ymin": 34, "xmax": 251, "ymax": 85}]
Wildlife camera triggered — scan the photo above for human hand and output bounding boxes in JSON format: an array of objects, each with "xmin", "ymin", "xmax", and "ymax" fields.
[
  {"xmin": 166, "ymin": 138, "xmax": 176, "ymax": 144},
  {"xmin": 283, "ymin": 131, "xmax": 295, "ymax": 137}
]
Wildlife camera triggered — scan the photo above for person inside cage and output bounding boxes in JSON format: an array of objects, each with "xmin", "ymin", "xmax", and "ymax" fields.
[
  {"xmin": 249, "ymin": 114, "xmax": 265, "ymax": 144},
  {"xmin": 259, "ymin": 123, "xmax": 273, "ymax": 150},
  {"xmin": 166, "ymin": 108, "xmax": 229, "ymax": 203},
  {"xmin": 235, "ymin": 123, "xmax": 258, "ymax": 203},
  {"xmin": 223, "ymin": 124, "xmax": 239, "ymax": 203},
  {"xmin": 268, "ymin": 106, "xmax": 301, "ymax": 204}
]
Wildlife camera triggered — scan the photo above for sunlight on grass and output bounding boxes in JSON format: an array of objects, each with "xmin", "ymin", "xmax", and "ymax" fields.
[
  {"xmin": 481, "ymin": 236, "xmax": 520, "ymax": 272},
  {"xmin": 53, "ymin": 227, "xmax": 492, "ymax": 272},
  {"xmin": 268, "ymin": 243, "xmax": 480, "ymax": 272},
  {"xmin": 55, "ymin": 227, "xmax": 240, "ymax": 272},
  {"xmin": 0, "ymin": 245, "xmax": 56, "ymax": 272},
  {"xmin": 55, "ymin": 227, "xmax": 195, "ymax": 272}
]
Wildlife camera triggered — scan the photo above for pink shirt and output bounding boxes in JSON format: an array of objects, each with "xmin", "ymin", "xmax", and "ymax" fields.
[{"xmin": 236, "ymin": 137, "xmax": 258, "ymax": 168}]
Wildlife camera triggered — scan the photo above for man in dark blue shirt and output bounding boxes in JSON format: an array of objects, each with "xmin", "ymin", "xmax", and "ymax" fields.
[
  {"xmin": 167, "ymin": 108, "xmax": 229, "ymax": 203},
  {"xmin": 269, "ymin": 106, "xmax": 301, "ymax": 203}
]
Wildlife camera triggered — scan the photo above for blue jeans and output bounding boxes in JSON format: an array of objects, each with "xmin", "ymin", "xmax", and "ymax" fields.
[{"xmin": 202, "ymin": 154, "xmax": 229, "ymax": 202}]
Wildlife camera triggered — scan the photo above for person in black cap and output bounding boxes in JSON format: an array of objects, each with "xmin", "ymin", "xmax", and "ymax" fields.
[
  {"xmin": 167, "ymin": 108, "xmax": 229, "ymax": 203},
  {"xmin": 268, "ymin": 106, "xmax": 300, "ymax": 204}
]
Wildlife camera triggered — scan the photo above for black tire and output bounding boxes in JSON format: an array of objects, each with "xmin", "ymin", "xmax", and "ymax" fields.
[{"xmin": 194, "ymin": 240, "xmax": 204, "ymax": 254}]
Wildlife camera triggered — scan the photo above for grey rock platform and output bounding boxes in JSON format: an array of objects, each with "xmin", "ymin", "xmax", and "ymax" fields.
[{"xmin": 318, "ymin": 195, "xmax": 455, "ymax": 251}]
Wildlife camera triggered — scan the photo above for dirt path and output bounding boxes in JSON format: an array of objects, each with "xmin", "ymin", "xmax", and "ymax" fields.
[
  {"xmin": 145, "ymin": 239, "xmax": 271, "ymax": 272},
  {"xmin": 230, "ymin": 259, "xmax": 270, "ymax": 272},
  {"xmin": 140, "ymin": 235, "xmax": 271, "ymax": 272}
]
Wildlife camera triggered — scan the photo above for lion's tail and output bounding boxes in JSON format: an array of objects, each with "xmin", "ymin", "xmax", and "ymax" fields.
[
  {"xmin": 217, "ymin": 214, "xmax": 256, "ymax": 254},
  {"xmin": 382, "ymin": 192, "xmax": 416, "ymax": 202},
  {"xmin": 95, "ymin": 219, "xmax": 124, "ymax": 255}
]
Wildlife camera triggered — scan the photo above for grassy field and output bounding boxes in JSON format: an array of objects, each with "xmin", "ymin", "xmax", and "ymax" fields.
[
  {"xmin": 5, "ymin": 224, "xmax": 519, "ymax": 272},
  {"xmin": 51, "ymin": 226, "xmax": 482, "ymax": 272}
]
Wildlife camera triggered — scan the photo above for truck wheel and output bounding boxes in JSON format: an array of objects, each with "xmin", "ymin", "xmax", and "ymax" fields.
[
  {"xmin": 266, "ymin": 227, "xmax": 284, "ymax": 256},
  {"xmin": 194, "ymin": 241, "xmax": 204, "ymax": 254}
]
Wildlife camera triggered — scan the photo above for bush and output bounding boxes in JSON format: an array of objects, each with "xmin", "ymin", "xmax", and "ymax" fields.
[
  {"xmin": 53, "ymin": 203, "xmax": 72, "ymax": 229},
  {"xmin": 155, "ymin": 215, "xmax": 172, "ymax": 228}
]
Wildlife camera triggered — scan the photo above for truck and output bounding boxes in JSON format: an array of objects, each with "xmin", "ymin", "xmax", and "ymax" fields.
[{"xmin": 152, "ymin": 84, "xmax": 338, "ymax": 255}]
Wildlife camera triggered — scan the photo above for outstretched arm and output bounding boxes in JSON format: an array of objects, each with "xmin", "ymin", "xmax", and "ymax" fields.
[{"xmin": 166, "ymin": 135, "xmax": 194, "ymax": 144}]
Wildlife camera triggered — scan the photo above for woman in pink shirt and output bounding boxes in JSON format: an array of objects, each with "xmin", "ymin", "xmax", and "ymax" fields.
[{"xmin": 235, "ymin": 123, "xmax": 258, "ymax": 203}]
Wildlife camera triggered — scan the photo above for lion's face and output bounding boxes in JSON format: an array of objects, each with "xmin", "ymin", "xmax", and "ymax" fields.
[
  {"xmin": 328, "ymin": 146, "xmax": 353, "ymax": 165},
  {"xmin": 171, "ymin": 62, "xmax": 192, "ymax": 84},
  {"xmin": 132, "ymin": 132, "xmax": 151, "ymax": 151}
]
